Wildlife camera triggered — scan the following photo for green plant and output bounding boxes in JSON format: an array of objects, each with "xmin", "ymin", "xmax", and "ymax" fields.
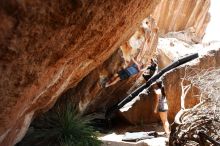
[{"xmin": 19, "ymin": 104, "xmax": 102, "ymax": 146}]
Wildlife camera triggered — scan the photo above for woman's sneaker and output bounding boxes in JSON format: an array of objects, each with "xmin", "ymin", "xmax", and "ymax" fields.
[{"xmin": 99, "ymin": 76, "xmax": 108, "ymax": 88}]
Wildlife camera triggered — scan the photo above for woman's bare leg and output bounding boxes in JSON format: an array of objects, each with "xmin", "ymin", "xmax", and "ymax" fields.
[
  {"xmin": 105, "ymin": 76, "xmax": 121, "ymax": 87},
  {"xmin": 159, "ymin": 111, "xmax": 170, "ymax": 135},
  {"xmin": 153, "ymin": 88, "xmax": 160, "ymax": 113}
]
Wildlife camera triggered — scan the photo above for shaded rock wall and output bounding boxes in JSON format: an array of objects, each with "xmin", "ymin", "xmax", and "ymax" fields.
[
  {"xmin": 152, "ymin": 0, "xmax": 210, "ymax": 42},
  {"xmin": 0, "ymin": 0, "xmax": 160, "ymax": 145}
]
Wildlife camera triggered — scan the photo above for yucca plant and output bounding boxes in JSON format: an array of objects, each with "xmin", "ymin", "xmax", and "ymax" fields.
[{"xmin": 18, "ymin": 104, "xmax": 102, "ymax": 146}]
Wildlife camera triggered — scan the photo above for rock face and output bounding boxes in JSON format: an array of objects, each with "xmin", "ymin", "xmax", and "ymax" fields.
[
  {"xmin": 0, "ymin": 0, "xmax": 213, "ymax": 145},
  {"xmin": 152, "ymin": 0, "xmax": 210, "ymax": 42},
  {"xmin": 91, "ymin": 18, "xmax": 158, "ymax": 114},
  {"xmin": 0, "ymin": 0, "xmax": 160, "ymax": 145},
  {"xmin": 57, "ymin": 16, "xmax": 159, "ymax": 116},
  {"xmin": 157, "ymin": 38, "xmax": 196, "ymax": 68}
]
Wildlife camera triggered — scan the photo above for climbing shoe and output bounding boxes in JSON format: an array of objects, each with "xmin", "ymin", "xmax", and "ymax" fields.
[{"xmin": 99, "ymin": 76, "xmax": 108, "ymax": 88}]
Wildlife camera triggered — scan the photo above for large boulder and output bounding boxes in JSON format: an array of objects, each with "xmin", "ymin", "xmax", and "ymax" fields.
[
  {"xmin": 0, "ymin": 0, "xmax": 160, "ymax": 145},
  {"xmin": 0, "ymin": 0, "xmax": 212, "ymax": 145}
]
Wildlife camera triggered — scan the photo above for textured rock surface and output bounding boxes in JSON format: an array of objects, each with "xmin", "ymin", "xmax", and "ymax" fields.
[
  {"xmin": 119, "ymin": 40, "xmax": 220, "ymax": 124},
  {"xmin": 57, "ymin": 16, "xmax": 159, "ymax": 116},
  {"xmin": 152, "ymin": 0, "xmax": 210, "ymax": 42},
  {"xmin": 0, "ymin": 0, "xmax": 213, "ymax": 145},
  {"xmin": 157, "ymin": 38, "xmax": 196, "ymax": 68},
  {"xmin": 0, "ymin": 0, "xmax": 160, "ymax": 145}
]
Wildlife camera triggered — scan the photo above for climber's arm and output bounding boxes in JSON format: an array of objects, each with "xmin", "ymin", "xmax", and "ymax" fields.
[{"xmin": 131, "ymin": 57, "xmax": 142, "ymax": 71}]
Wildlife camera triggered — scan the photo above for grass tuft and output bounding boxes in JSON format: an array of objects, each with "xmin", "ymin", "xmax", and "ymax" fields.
[{"xmin": 18, "ymin": 104, "xmax": 102, "ymax": 146}]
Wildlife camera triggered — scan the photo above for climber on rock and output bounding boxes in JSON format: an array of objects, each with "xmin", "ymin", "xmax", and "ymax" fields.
[{"xmin": 104, "ymin": 57, "xmax": 146, "ymax": 88}]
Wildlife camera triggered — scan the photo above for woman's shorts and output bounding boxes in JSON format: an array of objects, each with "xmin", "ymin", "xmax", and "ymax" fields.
[
  {"xmin": 158, "ymin": 98, "xmax": 168, "ymax": 112},
  {"xmin": 118, "ymin": 69, "xmax": 130, "ymax": 80}
]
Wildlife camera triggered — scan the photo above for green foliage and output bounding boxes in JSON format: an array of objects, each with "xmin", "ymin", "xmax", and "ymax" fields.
[{"xmin": 19, "ymin": 104, "xmax": 102, "ymax": 146}]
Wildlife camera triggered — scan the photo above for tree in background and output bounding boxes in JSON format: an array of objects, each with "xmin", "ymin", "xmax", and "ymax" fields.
[{"xmin": 170, "ymin": 67, "xmax": 220, "ymax": 146}]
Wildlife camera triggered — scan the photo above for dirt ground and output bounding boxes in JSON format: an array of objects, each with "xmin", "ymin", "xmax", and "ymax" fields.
[{"xmin": 99, "ymin": 123, "xmax": 169, "ymax": 146}]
